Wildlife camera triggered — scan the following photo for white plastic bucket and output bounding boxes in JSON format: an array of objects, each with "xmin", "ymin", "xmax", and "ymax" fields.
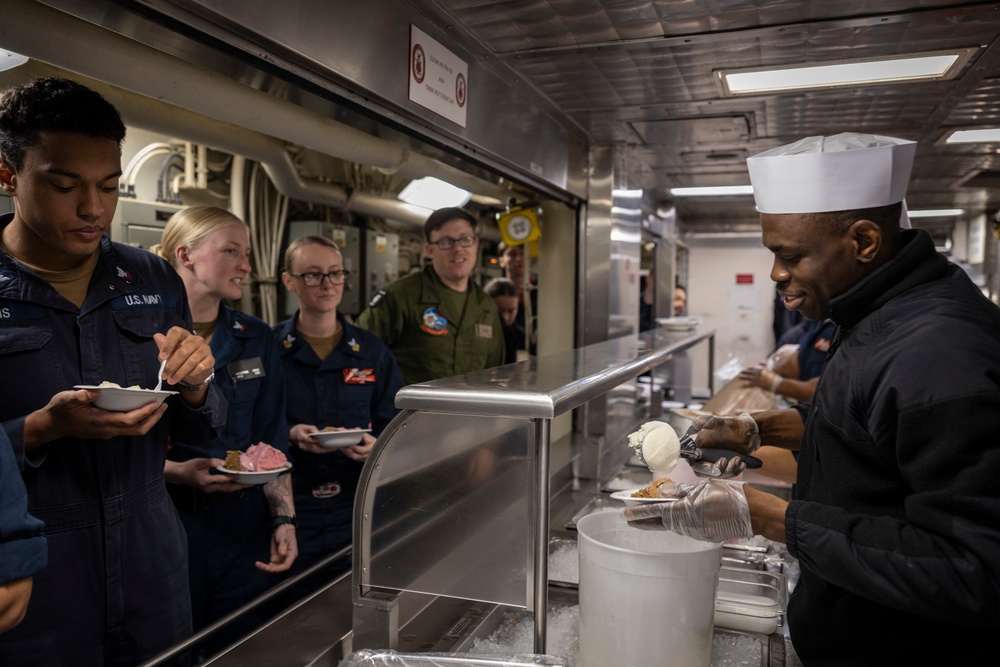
[{"xmin": 576, "ymin": 509, "xmax": 721, "ymax": 667}]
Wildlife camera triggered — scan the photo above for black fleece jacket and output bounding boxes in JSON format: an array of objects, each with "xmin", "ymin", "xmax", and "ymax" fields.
[{"xmin": 785, "ymin": 229, "xmax": 1000, "ymax": 665}]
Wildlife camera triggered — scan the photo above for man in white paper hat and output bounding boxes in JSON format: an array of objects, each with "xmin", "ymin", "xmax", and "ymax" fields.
[{"xmin": 627, "ymin": 132, "xmax": 1000, "ymax": 665}]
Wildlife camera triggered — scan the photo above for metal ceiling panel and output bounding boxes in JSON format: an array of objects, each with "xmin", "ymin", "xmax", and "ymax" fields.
[{"xmin": 414, "ymin": 0, "xmax": 1000, "ymax": 240}]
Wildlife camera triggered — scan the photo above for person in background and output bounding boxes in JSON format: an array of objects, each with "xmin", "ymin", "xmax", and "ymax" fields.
[
  {"xmin": 771, "ymin": 286, "xmax": 803, "ymax": 348},
  {"xmin": 497, "ymin": 241, "xmax": 538, "ymax": 351},
  {"xmin": 152, "ymin": 205, "xmax": 296, "ymax": 653},
  {"xmin": 356, "ymin": 207, "xmax": 505, "ymax": 384},
  {"xmin": 673, "ymin": 284, "xmax": 687, "ymax": 317},
  {"xmin": 626, "ymin": 133, "xmax": 1000, "ymax": 665},
  {"xmin": 0, "ymin": 77, "xmax": 223, "ymax": 666},
  {"xmin": 738, "ymin": 318, "xmax": 835, "ymax": 403},
  {"xmin": 485, "ymin": 276, "xmax": 526, "ymax": 363},
  {"xmin": 0, "ymin": 429, "xmax": 46, "ymax": 634},
  {"xmin": 273, "ymin": 235, "xmax": 403, "ymax": 595},
  {"xmin": 638, "ymin": 273, "xmax": 654, "ymax": 332}
]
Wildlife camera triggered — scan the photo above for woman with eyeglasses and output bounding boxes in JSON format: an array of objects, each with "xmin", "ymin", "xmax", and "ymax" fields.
[
  {"xmin": 272, "ymin": 235, "xmax": 403, "ymax": 597},
  {"xmin": 151, "ymin": 205, "xmax": 296, "ymax": 656}
]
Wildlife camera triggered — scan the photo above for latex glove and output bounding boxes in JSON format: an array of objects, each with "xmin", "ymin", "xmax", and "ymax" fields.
[
  {"xmin": 693, "ymin": 413, "xmax": 761, "ymax": 455},
  {"xmin": 690, "ymin": 455, "xmax": 747, "ymax": 479},
  {"xmin": 624, "ymin": 479, "xmax": 753, "ymax": 542},
  {"xmin": 738, "ymin": 364, "xmax": 782, "ymax": 393}
]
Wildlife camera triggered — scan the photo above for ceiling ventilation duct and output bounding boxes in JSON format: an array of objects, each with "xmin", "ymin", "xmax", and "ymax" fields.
[{"xmin": 0, "ymin": 0, "xmax": 511, "ymax": 224}]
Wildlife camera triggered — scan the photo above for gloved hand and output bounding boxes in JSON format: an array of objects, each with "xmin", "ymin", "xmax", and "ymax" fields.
[
  {"xmin": 738, "ymin": 364, "xmax": 782, "ymax": 393},
  {"xmin": 624, "ymin": 479, "xmax": 753, "ymax": 542},
  {"xmin": 693, "ymin": 413, "xmax": 761, "ymax": 455},
  {"xmin": 690, "ymin": 455, "xmax": 747, "ymax": 479}
]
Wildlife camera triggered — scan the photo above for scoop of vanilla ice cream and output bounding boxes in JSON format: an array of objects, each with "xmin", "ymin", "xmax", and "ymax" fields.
[
  {"xmin": 627, "ymin": 420, "xmax": 671, "ymax": 450},
  {"xmin": 640, "ymin": 424, "xmax": 681, "ymax": 474}
]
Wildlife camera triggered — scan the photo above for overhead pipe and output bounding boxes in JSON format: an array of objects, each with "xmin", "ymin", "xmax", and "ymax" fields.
[
  {"xmin": 9, "ymin": 60, "xmax": 430, "ymax": 225},
  {"xmin": 0, "ymin": 0, "xmax": 513, "ymax": 203}
]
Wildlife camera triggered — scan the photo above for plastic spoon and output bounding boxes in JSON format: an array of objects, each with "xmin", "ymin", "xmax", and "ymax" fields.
[{"xmin": 154, "ymin": 359, "xmax": 167, "ymax": 392}]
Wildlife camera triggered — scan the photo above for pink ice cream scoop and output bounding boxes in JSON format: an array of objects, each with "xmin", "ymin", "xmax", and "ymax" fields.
[{"xmin": 240, "ymin": 442, "xmax": 287, "ymax": 472}]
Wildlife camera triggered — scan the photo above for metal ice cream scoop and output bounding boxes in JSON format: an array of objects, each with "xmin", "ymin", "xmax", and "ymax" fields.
[{"xmin": 638, "ymin": 423, "xmax": 763, "ymax": 477}]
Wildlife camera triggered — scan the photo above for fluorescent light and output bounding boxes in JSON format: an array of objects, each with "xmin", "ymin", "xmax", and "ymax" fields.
[
  {"xmin": 0, "ymin": 49, "xmax": 28, "ymax": 72},
  {"xmin": 908, "ymin": 208, "xmax": 964, "ymax": 218},
  {"xmin": 397, "ymin": 177, "xmax": 471, "ymax": 209},
  {"xmin": 612, "ymin": 188, "xmax": 643, "ymax": 198},
  {"xmin": 720, "ymin": 51, "xmax": 966, "ymax": 95},
  {"xmin": 945, "ymin": 129, "xmax": 1000, "ymax": 144},
  {"xmin": 670, "ymin": 185, "xmax": 754, "ymax": 196}
]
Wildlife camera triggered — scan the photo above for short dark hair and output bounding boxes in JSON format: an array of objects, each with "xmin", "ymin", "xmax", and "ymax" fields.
[
  {"xmin": 0, "ymin": 77, "xmax": 126, "ymax": 170},
  {"xmin": 424, "ymin": 207, "xmax": 477, "ymax": 242},
  {"xmin": 485, "ymin": 276, "xmax": 518, "ymax": 298},
  {"xmin": 806, "ymin": 202, "xmax": 903, "ymax": 237}
]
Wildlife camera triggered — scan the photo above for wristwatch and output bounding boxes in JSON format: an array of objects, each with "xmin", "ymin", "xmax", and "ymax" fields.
[
  {"xmin": 272, "ymin": 515, "xmax": 298, "ymax": 531},
  {"xmin": 177, "ymin": 370, "xmax": 215, "ymax": 391}
]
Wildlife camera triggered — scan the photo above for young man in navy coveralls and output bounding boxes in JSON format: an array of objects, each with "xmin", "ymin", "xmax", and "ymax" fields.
[{"xmin": 0, "ymin": 77, "xmax": 224, "ymax": 666}]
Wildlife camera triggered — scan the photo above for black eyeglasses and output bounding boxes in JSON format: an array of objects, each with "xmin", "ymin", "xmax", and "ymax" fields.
[
  {"xmin": 288, "ymin": 270, "xmax": 350, "ymax": 286},
  {"xmin": 428, "ymin": 234, "xmax": 477, "ymax": 250}
]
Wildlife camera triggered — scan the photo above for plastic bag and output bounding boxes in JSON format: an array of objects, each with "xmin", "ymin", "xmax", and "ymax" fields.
[
  {"xmin": 714, "ymin": 356, "xmax": 744, "ymax": 385},
  {"xmin": 338, "ymin": 650, "xmax": 572, "ymax": 666}
]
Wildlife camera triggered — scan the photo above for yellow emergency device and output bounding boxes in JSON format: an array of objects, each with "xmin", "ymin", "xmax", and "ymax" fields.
[{"xmin": 497, "ymin": 207, "xmax": 541, "ymax": 247}]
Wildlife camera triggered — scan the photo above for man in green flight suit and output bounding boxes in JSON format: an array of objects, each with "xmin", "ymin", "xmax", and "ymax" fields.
[{"xmin": 355, "ymin": 207, "xmax": 505, "ymax": 385}]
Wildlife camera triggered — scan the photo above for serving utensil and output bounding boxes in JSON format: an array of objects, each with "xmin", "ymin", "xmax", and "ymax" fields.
[
  {"xmin": 154, "ymin": 359, "xmax": 167, "ymax": 392},
  {"xmin": 636, "ymin": 423, "xmax": 763, "ymax": 477}
]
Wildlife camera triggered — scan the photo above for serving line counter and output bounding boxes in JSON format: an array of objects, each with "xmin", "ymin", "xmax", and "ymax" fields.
[
  {"xmin": 188, "ymin": 327, "xmax": 801, "ymax": 666},
  {"xmin": 350, "ymin": 326, "xmax": 715, "ymax": 656}
]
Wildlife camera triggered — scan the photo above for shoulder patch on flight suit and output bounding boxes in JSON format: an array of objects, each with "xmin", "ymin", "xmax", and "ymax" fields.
[{"xmin": 367, "ymin": 289, "xmax": 387, "ymax": 308}]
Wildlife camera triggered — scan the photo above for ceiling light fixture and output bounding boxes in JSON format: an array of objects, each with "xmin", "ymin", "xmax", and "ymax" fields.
[
  {"xmin": 397, "ymin": 176, "xmax": 471, "ymax": 209},
  {"xmin": 944, "ymin": 129, "xmax": 1000, "ymax": 144},
  {"xmin": 0, "ymin": 49, "xmax": 28, "ymax": 72},
  {"xmin": 670, "ymin": 185, "xmax": 754, "ymax": 196},
  {"xmin": 718, "ymin": 49, "xmax": 972, "ymax": 96},
  {"xmin": 907, "ymin": 208, "xmax": 964, "ymax": 218}
]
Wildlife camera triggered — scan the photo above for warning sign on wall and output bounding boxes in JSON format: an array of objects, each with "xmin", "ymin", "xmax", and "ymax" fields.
[{"xmin": 408, "ymin": 25, "xmax": 468, "ymax": 128}]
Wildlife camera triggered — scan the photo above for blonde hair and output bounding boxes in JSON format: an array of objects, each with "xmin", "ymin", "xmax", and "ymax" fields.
[
  {"xmin": 150, "ymin": 205, "xmax": 247, "ymax": 268},
  {"xmin": 283, "ymin": 235, "xmax": 341, "ymax": 273}
]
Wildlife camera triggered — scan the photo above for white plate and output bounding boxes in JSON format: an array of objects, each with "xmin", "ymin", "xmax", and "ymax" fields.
[
  {"xmin": 74, "ymin": 385, "xmax": 178, "ymax": 412},
  {"xmin": 305, "ymin": 428, "xmax": 371, "ymax": 448},
  {"xmin": 610, "ymin": 488, "xmax": 679, "ymax": 507},
  {"xmin": 655, "ymin": 316, "xmax": 702, "ymax": 332},
  {"xmin": 214, "ymin": 462, "xmax": 292, "ymax": 485}
]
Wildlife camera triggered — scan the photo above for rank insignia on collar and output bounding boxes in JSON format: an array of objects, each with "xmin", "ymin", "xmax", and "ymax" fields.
[
  {"xmin": 116, "ymin": 266, "xmax": 133, "ymax": 282},
  {"xmin": 348, "ymin": 337, "xmax": 360, "ymax": 352},
  {"xmin": 283, "ymin": 333, "xmax": 295, "ymax": 349},
  {"xmin": 233, "ymin": 320, "xmax": 245, "ymax": 332}
]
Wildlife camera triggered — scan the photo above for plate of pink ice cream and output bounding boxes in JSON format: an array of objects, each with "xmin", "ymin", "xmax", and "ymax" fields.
[{"xmin": 216, "ymin": 442, "xmax": 292, "ymax": 484}]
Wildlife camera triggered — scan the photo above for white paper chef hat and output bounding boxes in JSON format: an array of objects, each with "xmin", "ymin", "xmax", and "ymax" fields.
[{"xmin": 747, "ymin": 133, "xmax": 917, "ymax": 222}]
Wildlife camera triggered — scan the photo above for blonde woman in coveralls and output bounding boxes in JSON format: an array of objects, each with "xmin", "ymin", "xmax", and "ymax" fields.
[
  {"xmin": 273, "ymin": 236, "xmax": 403, "ymax": 600},
  {"xmin": 152, "ymin": 206, "xmax": 296, "ymax": 657}
]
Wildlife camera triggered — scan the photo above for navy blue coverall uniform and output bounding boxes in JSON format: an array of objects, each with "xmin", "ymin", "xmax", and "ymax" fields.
[
  {"xmin": 0, "ymin": 427, "xmax": 46, "ymax": 588},
  {"xmin": 167, "ymin": 302, "xmax": 288, "ymax": 641},
  {"xmin": 0, "ymin": 220, "xmax": 226, "ymax": 667},
  {"xmin": 273, "ymin": 312, "xmax": 402, "ymax": 584}
]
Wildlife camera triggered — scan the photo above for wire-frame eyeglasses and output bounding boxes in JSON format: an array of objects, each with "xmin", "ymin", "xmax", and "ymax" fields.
[
  {"xmin": 288, "ymin": 270, "xmax": 350, "ymax": 286},
  {"xmin": 428, "ymin": 234, "xmax": 477, "ymax": 250}
]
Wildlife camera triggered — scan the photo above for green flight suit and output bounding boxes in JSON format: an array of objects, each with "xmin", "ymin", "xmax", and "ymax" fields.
[{"xmin": 355, "ymin": 265, "xmax": 506, "ymax": 385}]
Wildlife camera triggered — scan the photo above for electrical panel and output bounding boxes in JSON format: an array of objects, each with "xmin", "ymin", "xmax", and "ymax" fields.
[
  {"xmin": 113, "ymin": 199, "xmax": 184, "ymax": 248},
  {"xmin": 283, "ymin": 220, "xmax": 361, "ymax": 317},
  {"xmin": 363, "ymin": 230, "xmax": 399, "ymax": 309}
]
